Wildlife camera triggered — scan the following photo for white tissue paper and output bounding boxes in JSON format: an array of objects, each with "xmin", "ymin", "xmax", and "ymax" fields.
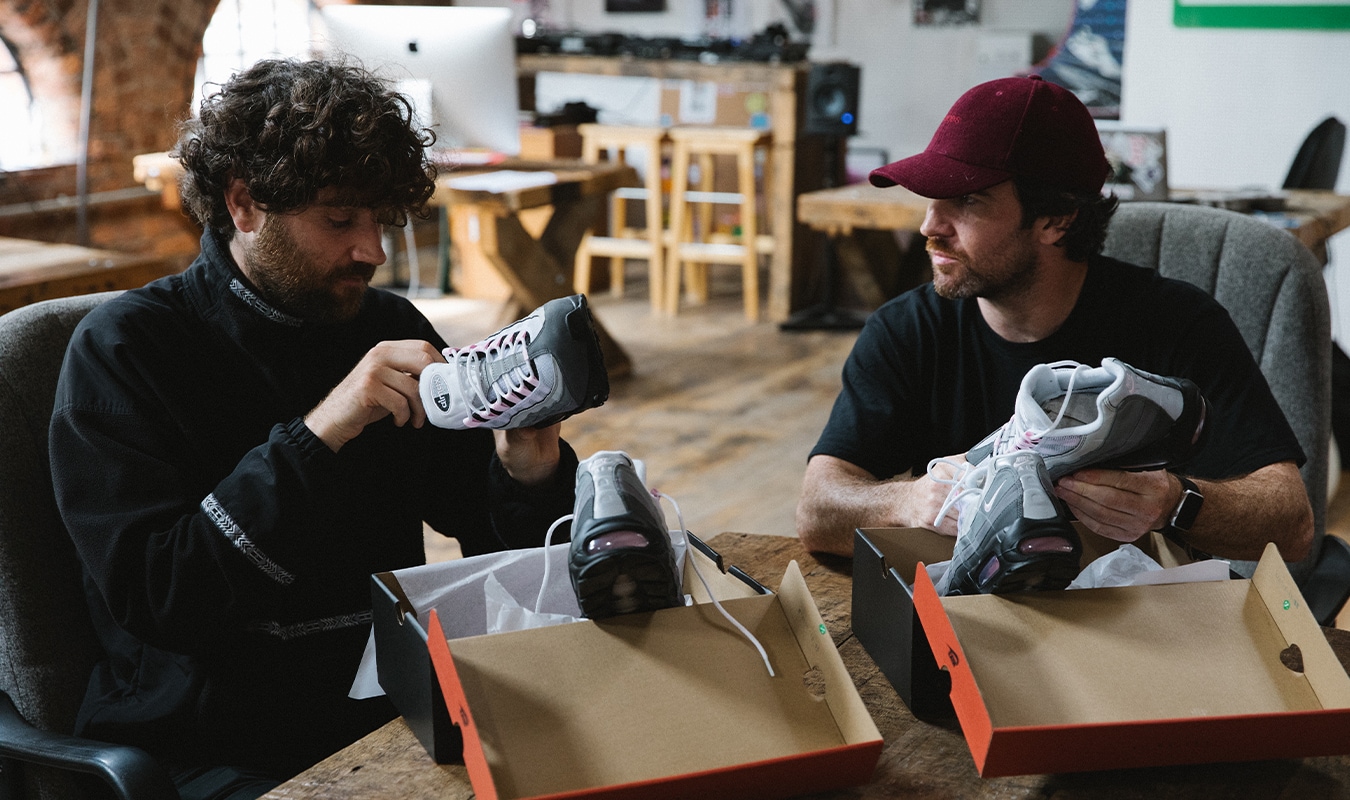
[
  {"xmin": 349, "ymin": 530, "xmax": 690, "ymax": 699},
  {"xmin": 923, "ymin": 543, "xmax": 1231, "ymax": 596}
]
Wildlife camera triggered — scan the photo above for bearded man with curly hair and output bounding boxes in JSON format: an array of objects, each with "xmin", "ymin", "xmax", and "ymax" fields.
[{"xmin": 50, "ymin": 59, "xmax": 577, "ymax": 799}]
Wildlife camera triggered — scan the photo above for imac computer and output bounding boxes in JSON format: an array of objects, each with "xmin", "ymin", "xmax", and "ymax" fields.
[{"xmin": 319, "ymin": 5, "xmax": 521, "ymax": 157}]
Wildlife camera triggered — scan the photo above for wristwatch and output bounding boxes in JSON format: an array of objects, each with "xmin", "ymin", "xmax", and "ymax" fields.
[{"xmin": 1161, "ymin": 474, "xmax": 1207, "ymax": 558}]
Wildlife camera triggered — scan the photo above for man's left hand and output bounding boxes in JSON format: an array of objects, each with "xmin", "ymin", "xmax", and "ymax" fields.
[
  {"xmin": 1053, "ymin": 468, "xmax": 1174, "ymax": 543},
  {"xmin": 494, "ymin": 425, "xmax": 562, "ymax": 487}
]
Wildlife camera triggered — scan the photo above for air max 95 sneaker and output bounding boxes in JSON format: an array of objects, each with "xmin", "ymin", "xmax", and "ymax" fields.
[
  {"xmin": 569, "ymin": 451, "xmax": 681, "ymax": 619},
  {"xmin": 420, "ymin": 294, "xmax": 609, "ymax": 430},
  {"xmin": 966, "ymin": 358, "xmax": 1208, "ymax": 479},
  {"xmin": 934, "ymin": 451, "xmax": 1082, "ymax": 597}
]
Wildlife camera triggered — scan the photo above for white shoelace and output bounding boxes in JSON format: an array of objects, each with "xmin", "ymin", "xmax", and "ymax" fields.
[
  {"xmin": 985, "ymin": 360, "xmax": 1088, "ymax": 456},
  {"xmin": 443, "ymin": 329, "xmax": 540, "ymax": 426},
  {"xmin": 656, "ymin": 490, "xmax": 775, "ymax": 678},
  {"xmin": 929, "ymin": 361, "xmax": 1087, "ymax": 529},
  {"xmin": 537, "ymin": 491, "xmax": 775, "ymax": 677},
  {"xmin": 928, "ymin": 455, "xmax": 972, "ymax": 531}
]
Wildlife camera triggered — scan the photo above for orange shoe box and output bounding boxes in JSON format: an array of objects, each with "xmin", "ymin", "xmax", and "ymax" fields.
[{"xmin": 854, "ymin": 527, "xmax": 1350, "ymax": 776}]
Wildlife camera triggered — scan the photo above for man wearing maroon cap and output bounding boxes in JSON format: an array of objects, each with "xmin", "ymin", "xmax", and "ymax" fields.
[{"xmin": 796, "ymin": 76, "xmax": 1312, "ymax": 573}]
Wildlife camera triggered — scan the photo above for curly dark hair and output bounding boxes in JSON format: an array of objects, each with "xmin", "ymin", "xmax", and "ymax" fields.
[
  {"xmin": 1012, "ymin": 175, "xmax": 1120, "ymax": 262},
  {"xmin": 174, "ymin": 58, "xmax": 437, "ymax": 237}
]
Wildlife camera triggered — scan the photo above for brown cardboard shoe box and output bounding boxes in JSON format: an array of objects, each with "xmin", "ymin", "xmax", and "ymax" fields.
[
  {"xmin": 375, "ymin": 535, "xmax": 883, "ymax": 798},
  {"xmin": 853, "ymin": 527, "xmax": 1350, "ymax": 777}
]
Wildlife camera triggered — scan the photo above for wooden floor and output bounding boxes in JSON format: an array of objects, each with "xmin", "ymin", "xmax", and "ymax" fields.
[{"xmin": 410, "ymin": 276, "xmax": 1350, "ymax": 630}]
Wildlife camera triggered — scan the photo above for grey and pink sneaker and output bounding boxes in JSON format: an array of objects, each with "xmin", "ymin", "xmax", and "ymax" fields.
[
  {"xmin": 568, "ymin": 451, "xmax": 681, "ymax": 619},
  {"xmin": 966, "ymin": 358, "xmax": 1208, "ymax": 479},
  {"xmin": 933, "ymin": 451, "xmax": 1081, "ymax": 596},
  {"xmin": 420, "ymin": 294, "xmax": 609, "ymax": 430}
]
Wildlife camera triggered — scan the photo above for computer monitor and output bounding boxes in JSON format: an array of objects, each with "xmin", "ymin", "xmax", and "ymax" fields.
[{"xmin": 319, "ymin": 5, "xmax": 521, "ymax": 156}]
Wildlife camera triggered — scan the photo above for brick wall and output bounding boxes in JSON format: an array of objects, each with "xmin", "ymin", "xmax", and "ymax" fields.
[
  {"xmin": 0, "ymin": 0, "xmax": 212, "ymax": 263},
  {"xmin": 0, "ymin": 0, "xmax": 451, "ymax": 267}
]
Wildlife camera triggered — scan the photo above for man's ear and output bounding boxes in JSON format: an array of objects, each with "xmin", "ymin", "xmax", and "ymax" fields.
[
  {"xmin": 1037, "ymin": 211, "xmax": 1077, "ymax": 247},
  {"xmin": 224, "ymin": 178, "xmax": 264, "ymax": 234}
]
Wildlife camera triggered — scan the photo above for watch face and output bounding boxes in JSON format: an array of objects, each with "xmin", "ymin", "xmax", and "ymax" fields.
[{"xmin": 1173, "ymin": 489, "xmax": 1203, "ymax": 531}]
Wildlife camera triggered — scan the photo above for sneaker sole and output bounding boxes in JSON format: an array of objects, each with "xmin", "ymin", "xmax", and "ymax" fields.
[
  {"xmin": 571, "ymin": 549, "xmax": 681, "ymax": 619},
  {"xmin": 948, "ymin": 518, "xmax": 1082, "ymax": 596}
]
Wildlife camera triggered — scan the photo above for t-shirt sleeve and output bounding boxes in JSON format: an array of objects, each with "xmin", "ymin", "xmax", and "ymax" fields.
[
  {"xmin": 1164, "ymin": 299, "xmax": 1306, "ymax": 479},
  {"xmin": 810, "ymin": 306, "xmax": 926, "ymax": 480}
]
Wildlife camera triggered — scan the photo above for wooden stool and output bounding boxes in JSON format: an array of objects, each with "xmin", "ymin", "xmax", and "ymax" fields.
[
  {"xmin": 664, "ymin": 126, "xmax": 773, "ymax": 322},
  {"xmin": 573, "ymin": 124, "xmax": 669, "ymax": 310}
]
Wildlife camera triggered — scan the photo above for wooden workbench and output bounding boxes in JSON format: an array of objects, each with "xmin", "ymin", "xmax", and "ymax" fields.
[
  {"xmin": 796, "ymin": 186, "xmax": 1350, "ymax": 310},
  {"xmin": 0, "ymin": 236, "xmax": 172, "ymax": 315}
]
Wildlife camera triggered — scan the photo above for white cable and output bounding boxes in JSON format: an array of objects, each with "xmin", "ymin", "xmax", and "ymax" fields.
[{"xmin": 655, "ymin": 489, "xmax": 775, "ymax": 678}]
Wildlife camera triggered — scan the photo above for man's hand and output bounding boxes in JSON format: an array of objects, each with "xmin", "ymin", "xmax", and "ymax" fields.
[
  {"xmin": 1057, "ymin": 461, "xmax": 1312, "ymax": 562},
  {"xmin": 494, "ymin": 425, "xmax": 562, "ymax": 487},
  {"xmin": 1053, "ymin": 468, "xmax": 1173, "ymax": 544},
  {"xmin": 796, "ymin": 454, "xmax": 965, "ymax": 556},
  {"xmin": 305, "ymin": 340, "xmax": 443, "ymax": 452}
]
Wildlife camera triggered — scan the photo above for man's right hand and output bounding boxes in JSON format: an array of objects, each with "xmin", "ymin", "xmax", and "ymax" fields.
[
  {"xmin": 305, "ymin": 340, "xmax": 444, "ymax": 452},
  {"xmin": 795, "ymin": 454, "xmax": 964, "ymax": 556}
]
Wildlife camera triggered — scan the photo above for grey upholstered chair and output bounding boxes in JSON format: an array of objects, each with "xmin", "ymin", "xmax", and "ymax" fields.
[
  {"xmin": 0, "ymin": 291, "xmax": 178, "ymax": 800},
  {"xmin": 1103, "ymin": 202, "xmax": 1349, "ymax": 619}
]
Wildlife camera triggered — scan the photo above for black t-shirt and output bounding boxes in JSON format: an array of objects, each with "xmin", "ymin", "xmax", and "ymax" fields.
[{"xmin": 811, "ymin": 256, "xmax": 1304, "ymax": 482}]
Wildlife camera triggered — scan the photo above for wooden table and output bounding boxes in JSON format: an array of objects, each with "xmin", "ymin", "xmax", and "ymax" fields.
[
  {"xmin": 431, "ymin": 160, "xmax": 638, "ymax": 378},
  {"xmin": 0, "ymin": 236, "xmax": 172, "ymax": 315},
  {"xmin": 796, "ymin": 185, "xmax": 1350, "ymax": 309},
  {"xmin": 262, "ymin": 532, "xmax": 1350, "ymax": 799}
]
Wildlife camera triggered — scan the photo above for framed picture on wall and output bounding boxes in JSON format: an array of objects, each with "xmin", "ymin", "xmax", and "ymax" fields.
[
  {"xmin": 607, "ymin": 0, "xmax": 665, "ymax": 11},
  {"xmin": 913, "ymin": 0, "xmax": 980, "ymax": 26}
]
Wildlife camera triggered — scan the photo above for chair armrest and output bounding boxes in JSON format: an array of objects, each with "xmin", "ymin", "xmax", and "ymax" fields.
[{"xmin": 0, "ymin": 689, "xmax": 178, "ymax": 800}]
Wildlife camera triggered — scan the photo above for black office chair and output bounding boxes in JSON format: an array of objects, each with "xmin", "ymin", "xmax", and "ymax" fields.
[
  {"xmin": 1283, "ymin": 116, "xmax": 1346, "ymax": 192},
  {"xmin": 0, "ymin": 293, "xmax": 178, "ymax": 800}
]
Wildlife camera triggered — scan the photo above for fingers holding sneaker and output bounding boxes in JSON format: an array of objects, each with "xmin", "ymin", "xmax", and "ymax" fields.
[
  {"xmin": 306, "ymin": 340, "xmax": 443, "ymax": 452},
  {"xmin": 1053, "ymin": 468, "xmax": 1172, "ymax": 543}
]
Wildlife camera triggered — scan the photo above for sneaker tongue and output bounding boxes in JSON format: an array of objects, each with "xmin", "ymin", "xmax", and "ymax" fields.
[{"xmin": 481, "ymin": 348, "xmax": 531, "ymax": 400}]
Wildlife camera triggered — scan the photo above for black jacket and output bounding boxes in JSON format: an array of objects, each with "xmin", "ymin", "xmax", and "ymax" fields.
[{"xmin": 50, "ymin": 229, "xmax": 576, "ymax": 776}]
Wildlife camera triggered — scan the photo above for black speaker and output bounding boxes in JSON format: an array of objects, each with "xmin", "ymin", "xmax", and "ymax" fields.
[{"xmin": 803, "ymin": 62, "xmax": 860, "ymax": 137}]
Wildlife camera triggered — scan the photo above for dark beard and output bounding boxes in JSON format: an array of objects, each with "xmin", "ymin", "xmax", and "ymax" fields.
[
  {"xmin": 927, "ymin": 237, "xmax": 1038, "ymax": 302},
  {"xmin": 245, "ymin": 218, "xmax": 375, "ymax": 325}
]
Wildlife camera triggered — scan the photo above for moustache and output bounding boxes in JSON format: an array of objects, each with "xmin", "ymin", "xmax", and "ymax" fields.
[
  {"xmin": 925, "ymin": 238, "xmax": 963, "ymax": 262},
  {"xmin": 341, "ymin": 262, "xmax": 378, "ymax": 282}
]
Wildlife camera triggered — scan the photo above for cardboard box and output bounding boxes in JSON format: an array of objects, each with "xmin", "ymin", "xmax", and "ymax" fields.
[
  {"xmin": 853, "ymin": 525, "xmax": 1197, "ymax": 721},
  {"xmin": 854, "ymin": 527, "xmax": 1350, "ymax": 776},
  {"xmin": 423, "ymin": 556, "xmax": 882, "ymax": 799},
  {"xmin": 372, "ymin": 534, "xmax": 766, "ymax": 764}
]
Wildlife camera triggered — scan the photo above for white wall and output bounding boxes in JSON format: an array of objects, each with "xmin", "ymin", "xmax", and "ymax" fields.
[
  {"xmin": 1117, "ymin": 0, "xmax": 1350, "ymax": 339},
  {"xmin": 486, "ymin": 0, "xmax": 1350, "ymax": 332},
  {"xmin": 476, "ymin": 0, "xmax": 1076, "ymax": 159},
  {"xmin": 1120, "ymin": 0, "xmax": 1350, "ymax": 194}
]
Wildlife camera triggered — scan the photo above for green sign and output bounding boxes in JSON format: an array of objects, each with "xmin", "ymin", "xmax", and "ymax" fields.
[{"xmin": 1175, "ymin": 1, "xmax": 1350, "ymax": 28}]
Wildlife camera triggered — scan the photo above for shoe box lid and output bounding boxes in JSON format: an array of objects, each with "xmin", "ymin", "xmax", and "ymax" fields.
[
  {"xmin": 373, "ymin": 534, "xmax": 882, "ymax": 798},
  {"xmin": 854, "ymin": 527, "xmax": 1350, "ymax": 777},
  {"xmin": 422, "ymin": 560, "xmax": 883, "ymax": 799},
  {"xmin": 371, "ymin": 533, "xmax": 769, "ymax": 766}
]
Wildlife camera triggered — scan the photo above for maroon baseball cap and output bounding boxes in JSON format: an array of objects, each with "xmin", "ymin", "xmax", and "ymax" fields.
[{"xmin": 869, "ymin": 75, "xmax": 1109, "ymax": 199}]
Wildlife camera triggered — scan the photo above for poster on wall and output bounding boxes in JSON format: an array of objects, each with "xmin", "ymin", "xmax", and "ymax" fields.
[
  {"xmin": 1175, "ymin": 1, "xmax": 1350, "ymax": 29},
  {"xmin": 913, "ymin": 0, "xmax": 980, "ymax": 26},
  {"xmin": 1032, "ymin": 0, "xmax": 1126, "ymax": 119},
  {"xmin": 607, "ymin": 0, "xmax": 665, "ymax": 10}
]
